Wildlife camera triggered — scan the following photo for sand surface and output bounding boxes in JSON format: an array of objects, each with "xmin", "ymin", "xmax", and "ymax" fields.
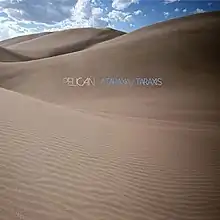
[{"xmin": 0, "ymin": 12, "xmax": 220, "ymax": 220}]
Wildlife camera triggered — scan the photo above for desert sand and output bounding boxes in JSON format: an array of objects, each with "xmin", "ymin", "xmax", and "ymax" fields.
[{"xmin": 0, "ymin": 11, "xmax": 220, "ymax": 220}]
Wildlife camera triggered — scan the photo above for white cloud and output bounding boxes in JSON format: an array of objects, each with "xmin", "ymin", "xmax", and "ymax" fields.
[
  {"xmin": 0, "ymin": 18, "xmax": 41, "ymax": 40},
  {"xmin": 0, "ymin": 0, "xmax": 141, "ymax": 40},
  {"xmin": 92, "ymin": 7, "xmax": 103, "ymax": 16},
  {"xmin": 0, "ymin": 22, "xmax": 20, "ymax": 40},
  {"xmin": 0, "ymin": 0, "xmax": 109, "ymax": 28},
  {"xmin": 194, "ymin": 8, "xmax": 205, "ymax": 14},
  {"xmin": 163, "ymin": 12, "xmax": 169, "ymax": 18},
  {"xmin": 133, "ymin": 9, "xmax": 142, "ymax": 16},
  {"xmin": 68, "ymin": 0, "xmax": 108, "ymax": 27},
  {"xmin": 0, "ymin": 0, "xmax": 76, "ymax": 23},
  {"xmin": 174, "ymin": 8, "xmax": 179, "ymax": 12},
  {"xmin": 164, "ymin": 0, "xmax": 179, "ymax": 4},
  {"xmin": 183, "ymin": 8, "xmax": 187, "ymax": 13},
  {"xmin": 108, "ymin": 10, "xmax": 132, "ymax": 22},
  {"xmin": 112, "ymin": 0, "xmax": 139, "ymax": 10},
  {"xmin": 1, "ymin": 8, "xmax": 24, "ymax": 21},
  {"xmin": 0, "ymin": 0, "xmax": 110, "ymax": 40}
]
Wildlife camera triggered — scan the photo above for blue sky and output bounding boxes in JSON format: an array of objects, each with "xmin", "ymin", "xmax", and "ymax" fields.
[{"xmin": 0, "ymin": 0, "xmax": 220, "ymax": 40}]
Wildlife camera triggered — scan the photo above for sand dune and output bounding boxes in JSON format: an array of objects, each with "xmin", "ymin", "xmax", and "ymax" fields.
[
  {"xmin": 0, "ymin": 47, "xmax": 31, "ymax": 62},
  {"xmin": 0, "ymin": 11, "xmax": 220, "ymax": 220},
  {"xmin": 2, "ymin": 28, "xmax": 125, "ymax": 59},
  {"xmin": 0, "ymin": 32, "xmax": 52, "ymax": 47},
  {"xmin": 1, "ymin": 87, "xmax": 220, "ymax": 220},
  {"xmin": 0, "ymin": 12, "xmax": 219, "ymax": 121}
]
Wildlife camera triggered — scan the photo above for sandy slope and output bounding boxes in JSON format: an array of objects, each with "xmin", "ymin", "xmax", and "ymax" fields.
[
  {"xmin": 0, "ymin": 12, "xmax": 219, "ymax": 121},
  {"xmin": 0, "ymin": 11, "xmax": 220, "ymax": 220},
  {"xmin": 2, "ymin": 28, "xmax": 125, "ymax": 59},
  {"xmin": 0, "ymin": 32, "xmax": 52, "ymax": 47},
  {"xmin": 0, "ymin": 88, "xmax": 219, "ymax": 220},
  {"xmin": 0, "ymin": 47, "xmax": 31, "ymax": 62}
]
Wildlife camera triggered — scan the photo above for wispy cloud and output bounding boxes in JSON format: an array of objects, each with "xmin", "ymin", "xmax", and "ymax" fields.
[
  {"xmin": 112, "ymin": 0, "xmax": 140, "ymax": 10},
  {"xmin": 194, "ymin": 8, "xmax": 206, "ymax": 14},
  {"xmin": 164, "ymin": 0, "xmax": 179, "ymax": 5}
]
